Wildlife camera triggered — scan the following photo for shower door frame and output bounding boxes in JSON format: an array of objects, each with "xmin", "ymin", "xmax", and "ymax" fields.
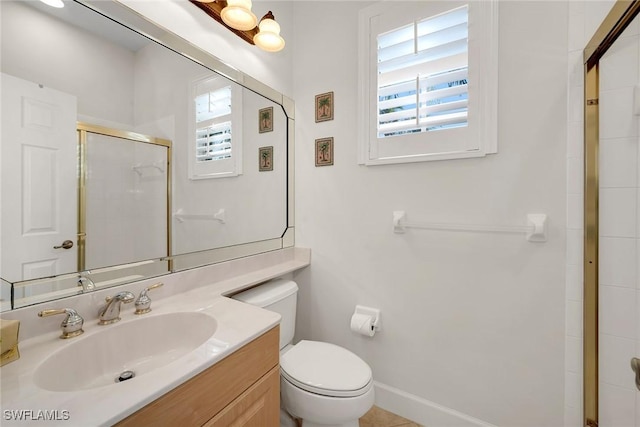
[
  {"xmin": 583, "ymin": 1, "xmax": 640, "ymax": 426},
  {"xmin": 76, "ymin": 123, "xmax": 172, "ymax": 272}
]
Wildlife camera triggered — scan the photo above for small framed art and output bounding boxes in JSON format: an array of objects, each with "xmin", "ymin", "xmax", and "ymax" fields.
[
  {"xmin": 315, "ymin": 91, "xmax": 334, "ymax": 123},
  {"xmin": 259, "ymin": 146, "xmax": 273, "ymax": 171},
  {"xmin": 259, "ymin": 107, "xmax": 273, "ymax": 133},
  {"xmin": 315, "ymin": 137, "xmax": 334, "ymax": 167}
]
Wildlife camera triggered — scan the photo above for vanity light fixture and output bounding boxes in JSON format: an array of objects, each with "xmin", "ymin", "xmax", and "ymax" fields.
[
  {"xmin": 189, "ymin": 1, "xmax": 285, "ymax": 52},
  {"xmin": 220, "ymin": 0, "xmax": 257, "ymax": 31},
  {"xmin": 253, "ymin": 12, "xmax": 285, "ymax": 52},
  {"xmin": 39, "ymin": 0, "xmax": 64, "ymax": 8}
]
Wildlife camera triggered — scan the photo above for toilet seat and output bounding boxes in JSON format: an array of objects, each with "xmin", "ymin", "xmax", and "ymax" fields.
[{"xmin": 280, "ymin": 340, "xmax": 373, "ymax": 398}]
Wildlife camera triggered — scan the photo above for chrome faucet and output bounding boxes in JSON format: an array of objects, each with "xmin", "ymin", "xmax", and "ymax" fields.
[
  {"xmin": 98, "ymin": 291, "xmax": 134, "ymax": 325},
  {"xmin": 77, "ymin": 272, "xmax": 95, "ymax": 293}
]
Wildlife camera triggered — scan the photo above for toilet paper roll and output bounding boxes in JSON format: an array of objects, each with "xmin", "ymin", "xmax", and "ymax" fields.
[{"xmin": 350, "ymin": 313, "xmax": 375, "ymax": 337}]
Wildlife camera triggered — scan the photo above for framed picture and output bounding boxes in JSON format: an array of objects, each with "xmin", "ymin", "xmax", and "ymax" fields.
[
  {"xmin": 315, "ymin": 137, "xmax": 334, "ymax": 167},
  {"xmin": 259, "ymin": 146, "xmax": 273, "ymax": 171},
  {"xmin": 315, "ymin": 91, "xmax": 334, "ymax": 123},
  {"xmin": 259, "ymin": 107, "xmax": 273, "ymax": 133}
]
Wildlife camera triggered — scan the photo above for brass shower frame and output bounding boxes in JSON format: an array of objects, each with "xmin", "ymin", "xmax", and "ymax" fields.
[
  {"xmin": 583, "ymin": 1, "xmax": 640, "ymax": 426},
  {"xmin": 76, "ymin": 123, "xmax": 172, "ymax": 273}
]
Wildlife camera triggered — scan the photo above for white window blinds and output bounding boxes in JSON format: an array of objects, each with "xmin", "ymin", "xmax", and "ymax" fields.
[
  {"xmin": 195, "ymin": 87, "xmax": 232, "ymax": 162},
  {"xmin": 377, "ymin": 6, "xmax": 469, "ymax": 138}
]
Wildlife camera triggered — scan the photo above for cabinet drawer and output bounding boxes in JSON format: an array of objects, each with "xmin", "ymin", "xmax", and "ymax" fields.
[
  {"xmin": 204, "ymin": 366, "xmax": 279, "ymax": 427},
  {"xmin": 116, "ymin": 326, "xmax": 279, "ymax": 427}
]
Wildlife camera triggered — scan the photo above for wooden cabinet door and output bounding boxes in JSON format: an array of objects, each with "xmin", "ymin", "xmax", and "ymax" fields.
[
  {"xmin": 116, "ymin": 326, "xmax": 279, "ymax": 427},
  {"xmin": 204, "ymin": 366, "xmax": 280, "ymax": 427}
]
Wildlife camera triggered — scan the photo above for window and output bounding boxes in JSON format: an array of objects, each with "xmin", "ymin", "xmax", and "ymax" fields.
[
  {"xmin": 378, "ymin": 6, "xmax": 469, "ymax": 137},
  {"xmin": 189, "ymin": 75, "xmax": 243, "ymax": 179},
  {"xmin": 358, "ymin": 1, "xmax": 498, "ymax": 165}
]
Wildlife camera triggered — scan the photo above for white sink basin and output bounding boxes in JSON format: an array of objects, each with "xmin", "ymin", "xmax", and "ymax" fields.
[{"xmin": 34, "ymin": 312, "xmax": 217, "ymax": 392}]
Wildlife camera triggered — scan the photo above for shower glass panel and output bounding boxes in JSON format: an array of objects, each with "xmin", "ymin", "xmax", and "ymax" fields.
[
  {"xmin": 83, "ymin": 131, "xmax": 169, "ymax": 270},
  {"xmin": 597, "ymin": 14, "xmax": 640, "ymax": 427}
]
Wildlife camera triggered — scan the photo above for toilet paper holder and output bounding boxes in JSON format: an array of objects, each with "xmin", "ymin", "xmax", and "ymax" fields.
[{"xmin": 353, "ymin": 305, "xmax": 381, "ymax": 333}]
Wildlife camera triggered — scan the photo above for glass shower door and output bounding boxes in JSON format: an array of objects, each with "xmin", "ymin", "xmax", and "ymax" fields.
[
  {"xmin": 83, "ymin": 129, "xmax": 169, "ymax": 271},
  {"xmin": 597, "ymin": 12, "xmax": 640, "ymax": 426}
]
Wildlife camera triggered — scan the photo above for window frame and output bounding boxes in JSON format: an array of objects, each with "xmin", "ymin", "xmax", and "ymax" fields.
[
  {"xmin": 357, "ymin": 0, "xmax": 498, "ymax": 166},
  {"xmin": 188, "ymin": 74, "xmax": 243, "ymax": 180}
]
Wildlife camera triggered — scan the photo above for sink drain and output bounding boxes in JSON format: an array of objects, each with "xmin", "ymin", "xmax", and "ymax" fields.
[{"xmin": 115, "ymin": 370, "xmax": 135, "ymax": 383}]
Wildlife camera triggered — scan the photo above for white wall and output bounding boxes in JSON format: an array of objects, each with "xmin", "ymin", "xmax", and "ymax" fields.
[{"xmin": 291, "ymin": 2, "xmax": 567, "ymax": 426}]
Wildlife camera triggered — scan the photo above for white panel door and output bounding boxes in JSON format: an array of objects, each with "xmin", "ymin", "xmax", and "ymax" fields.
[{"xmin": 1, "ymin": 73, "xmax": 78, "ymax": 282}]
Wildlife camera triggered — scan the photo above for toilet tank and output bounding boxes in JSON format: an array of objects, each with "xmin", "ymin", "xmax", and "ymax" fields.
[{"xmin": 231, "ymin": 279, "xmax": 298, "ymax": 350}]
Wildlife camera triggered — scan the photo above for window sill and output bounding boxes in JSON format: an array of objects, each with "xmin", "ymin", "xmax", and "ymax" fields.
[{"xmin": 358, "ymin": 148, "xmax": 496, "ymax": 166}]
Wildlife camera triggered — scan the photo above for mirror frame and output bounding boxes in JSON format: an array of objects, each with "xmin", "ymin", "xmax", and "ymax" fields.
[{"xmin": 2, "ymin": 0, "xmax": 294, "ymax": 310}]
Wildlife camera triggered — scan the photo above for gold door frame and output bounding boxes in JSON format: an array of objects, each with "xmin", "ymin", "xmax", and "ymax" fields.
[
  {"xmin": 583, "ymin": 2, "xmax": 640, "ymax": 426},
  {"xmin": 76, "ymin": 122, "xmax": 172, "ymax": 272}
]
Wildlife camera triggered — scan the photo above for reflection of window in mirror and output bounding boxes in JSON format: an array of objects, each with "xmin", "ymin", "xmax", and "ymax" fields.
[{"xmin": 189, "ymin": 75, "xmax": 243, "ymax": 179}]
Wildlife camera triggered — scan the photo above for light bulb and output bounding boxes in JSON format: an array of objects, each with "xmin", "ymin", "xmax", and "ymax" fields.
[
  {"xmin": 39, "ymin": 0, "xmax": 64, "ymax": 8},
  {"xmin": 253, "ymin": 12, "xmax": 285, "ymax": 52},
  {"xmin": 221, "ymin": 0, "xmax": 257, "ymax": 31}
]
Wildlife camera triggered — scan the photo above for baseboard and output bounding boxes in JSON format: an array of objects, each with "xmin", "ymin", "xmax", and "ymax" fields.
[{"xmin": 373, "ymin": 381, "xmax": 497, "ymax": 427}]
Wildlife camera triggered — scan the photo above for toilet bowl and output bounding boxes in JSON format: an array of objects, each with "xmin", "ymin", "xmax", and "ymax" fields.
[
  {"xmin": 231, "ymin": 279, "xmax": 374, "ymax": 427},
  {"xmin": 280, "ymin": 340, "xmax": 374, "ymax": 427}
]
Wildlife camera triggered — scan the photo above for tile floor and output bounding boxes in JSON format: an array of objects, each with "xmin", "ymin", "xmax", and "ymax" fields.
[{"xmin": 359, "ymin": 406, "xmax": 422, "ymax": 427}]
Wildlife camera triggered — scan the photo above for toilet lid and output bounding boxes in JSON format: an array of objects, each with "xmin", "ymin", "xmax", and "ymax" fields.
[{"xmin": 280, "ymin": 340, "xmax": 372, "ymax": 398}]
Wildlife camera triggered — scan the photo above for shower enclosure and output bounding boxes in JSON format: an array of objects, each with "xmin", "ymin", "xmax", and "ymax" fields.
[
  {"xmin": 77, "ymin": 124, "xmax": 171, "ymax": 273},
  {"xmin": 584, "ymin": 1, "xmax": 640, "ymax": 426}
]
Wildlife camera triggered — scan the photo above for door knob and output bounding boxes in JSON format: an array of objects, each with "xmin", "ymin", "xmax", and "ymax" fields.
[
  {"xmin": 631, "ymin": 358, "xmax": 640, "ymax": 391},
  {"xmin": 53, "ymin": 240, "xmax": 74, "ymax": 250}
]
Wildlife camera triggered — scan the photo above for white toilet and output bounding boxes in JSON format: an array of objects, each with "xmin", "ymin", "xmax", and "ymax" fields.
[{"xmin": 232, "ymin": 278, "xmax": 375, "ymax": 427}]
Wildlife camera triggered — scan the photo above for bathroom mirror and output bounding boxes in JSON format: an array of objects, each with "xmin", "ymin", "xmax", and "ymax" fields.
[{"xmin": 0, "ymin": 0, "xmax": 293, "ymax": 311}]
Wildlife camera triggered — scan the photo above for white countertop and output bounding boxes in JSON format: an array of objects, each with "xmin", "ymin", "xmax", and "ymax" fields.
[{"xmin": 0, "ymin": 247, "xmax": 311, "ymax": 426}]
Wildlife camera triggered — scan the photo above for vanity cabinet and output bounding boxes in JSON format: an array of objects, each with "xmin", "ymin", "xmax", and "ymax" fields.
[{"xmin": 116, "ymin": 326, "xmax": 280, "ymax": 427}]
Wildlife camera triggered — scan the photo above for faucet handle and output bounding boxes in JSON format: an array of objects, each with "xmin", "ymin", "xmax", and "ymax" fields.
[
  {"xmin": 38, "ymin": 308, "xmax": 84, "ymax": 339},
  {"xmin": 134, "ymin": 282, "xmax": 164, "ymax": 315}
]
